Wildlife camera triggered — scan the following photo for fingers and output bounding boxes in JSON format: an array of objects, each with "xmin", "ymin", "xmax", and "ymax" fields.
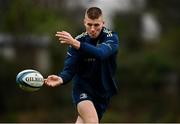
[
  {"xmin": 44, "ymin": 79, "xmax": 47, "ymax": 84},
  {"xmin": 56, "ymin": 33, "xmax": 69, "ymax": 39},
  {"xmin": 44, "ymin": 75, "xmax": 61, "ymax": 87},
  {"xmin": 55, "ymin": 31, "xmax": 73, "ymax": 45},
  {"xmin": 56, "ymin": 33, "xmax": 68, "ymax": 44},
  {"xmin": 44, "ymin": 80, "xmax": 55, "ymax": 87},
  {"xmin": 56, "ymin": 31, "xmax": 70, "ymax": 36},
  {"xmin": 59, "ymin": 40, "xmax": 66, "ymax": 43},
  {"xmin": 47, "ymin": 75, "xmax": 58, "ymax": 80},
  {"xmin": 44, "ymin": 78, "xmax": 52, "ymax": 87},
  {"xmin": 55, "ymin": 31, "xmax": 70, "ymax": 38},
  {"xmin": 44, "ymin": 76, "xmax": 52, "ymax": 87}
]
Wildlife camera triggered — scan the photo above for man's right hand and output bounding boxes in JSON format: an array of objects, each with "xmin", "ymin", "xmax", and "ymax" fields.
[{"xmin": 44, "ymin": 75, "xmax": 63, "ymax": 87}]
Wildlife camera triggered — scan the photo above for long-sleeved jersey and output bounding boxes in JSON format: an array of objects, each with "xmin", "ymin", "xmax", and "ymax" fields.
[{"xmin": 59, "ymin": 27, "xmax": 119, "ymax": 98}]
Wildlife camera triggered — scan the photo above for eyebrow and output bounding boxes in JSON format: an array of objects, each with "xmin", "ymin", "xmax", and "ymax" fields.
[{"xmin": 87, "ymin": 23, "xmax": 100, "ymax": 26}]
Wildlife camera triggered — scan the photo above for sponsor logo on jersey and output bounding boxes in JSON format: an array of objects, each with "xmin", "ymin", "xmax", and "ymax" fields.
[{"xmin": 80, "ymin": 93, "xmax": 88, "ymax": 99}]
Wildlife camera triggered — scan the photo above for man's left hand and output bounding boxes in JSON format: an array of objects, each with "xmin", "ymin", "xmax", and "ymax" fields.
[{"xmin": 55, "ymin": 31, "xmax": 80, "ymax": 49}]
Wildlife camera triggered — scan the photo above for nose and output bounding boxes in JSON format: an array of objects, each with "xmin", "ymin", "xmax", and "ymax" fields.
[{"xmin": 90, "ymin": 26, "xmax": 95, "ymax": 32}]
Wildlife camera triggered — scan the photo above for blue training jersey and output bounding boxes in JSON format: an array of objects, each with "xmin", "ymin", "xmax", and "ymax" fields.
[{"xmin": 59, "ymin": 27, "xmax": 119, "ymax": 98}]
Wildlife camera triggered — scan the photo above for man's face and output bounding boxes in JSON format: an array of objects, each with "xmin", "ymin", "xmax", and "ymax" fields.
[{"xmin": 84, "ymin": 15, "xmax": 104, "ymax": 39}]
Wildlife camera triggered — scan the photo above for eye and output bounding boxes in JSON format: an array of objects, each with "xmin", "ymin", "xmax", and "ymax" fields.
[
  {"xmin": 94, "ymin": 24, "xmax": 100, "ymax": 27},
  {"xmin": 87, "ymin": 23, "xmax": 92, "ymax": 27}
]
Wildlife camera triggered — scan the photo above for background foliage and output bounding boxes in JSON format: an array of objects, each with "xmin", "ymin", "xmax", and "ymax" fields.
[{"xmin": 0, "ymin": 0, "xmax": 180, "ymax": 122}]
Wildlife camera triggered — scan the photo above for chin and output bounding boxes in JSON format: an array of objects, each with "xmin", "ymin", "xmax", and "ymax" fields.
[
  {"xmin": 91, "ymin": 36, "xmax": 97, "ymax": 39},
  {"xmin": 90, "ymin": 35, "xmax": 98, "ymax": 39}
]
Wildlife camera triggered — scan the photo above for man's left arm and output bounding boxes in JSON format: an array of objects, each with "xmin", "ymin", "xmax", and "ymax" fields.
[{"xmin": 56, "ymin": 31, "xmax": 119, "ymax": 60}]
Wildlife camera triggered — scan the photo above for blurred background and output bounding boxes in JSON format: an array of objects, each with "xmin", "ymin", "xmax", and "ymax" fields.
[{"xmin": 0, "ymin": 0, "xmax": 180, "ymax": 122}]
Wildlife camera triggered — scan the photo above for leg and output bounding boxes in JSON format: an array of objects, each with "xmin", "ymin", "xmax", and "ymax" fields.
[
  {"xmin": 75, "ymin": 116, "xmax": 84, "ymax": 124},
  {"xmin": 77, "ymin": 100, "xmax": 99, "ymax": 123}
]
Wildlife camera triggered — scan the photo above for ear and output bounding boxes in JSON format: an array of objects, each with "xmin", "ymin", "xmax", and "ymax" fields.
[{"xmin": 102, "ymin": 21, "xmax": 105, "ymax": 26}]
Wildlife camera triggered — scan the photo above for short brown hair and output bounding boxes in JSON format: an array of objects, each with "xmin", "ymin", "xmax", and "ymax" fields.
[{"xmin": 86, "ymin": 7, "xmax": 102, "ymax": 19}]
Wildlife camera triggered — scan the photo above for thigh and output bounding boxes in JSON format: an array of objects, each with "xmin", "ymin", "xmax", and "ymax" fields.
[
  {"xmin": 72, "ymin": 85, "xmax": 110, "ymax": 121},
  {"xmin": 77, "ymin": 100, "xmax": 98, "ymax": 123},
  {"xmin": 93, "ymin": 97, "xmax": 110, "ymax": 120},
  {"xmin": 72, "ymin": 86, "xmax": 98, "ymax": 123}
]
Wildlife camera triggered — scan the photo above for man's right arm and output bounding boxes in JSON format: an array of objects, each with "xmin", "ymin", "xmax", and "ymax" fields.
[
  {"xmin": 58, "ymin": 46, "xmax": 79, "ymax": 85},
  {"xmin": 44, "ymin": 46, "xmax": 79, "ymax": 87}
]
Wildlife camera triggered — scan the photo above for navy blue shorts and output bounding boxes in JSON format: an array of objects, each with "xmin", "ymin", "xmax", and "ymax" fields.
[{"xmin": 72, "ymin": 85, "xmax": 110, "ymax": 120}]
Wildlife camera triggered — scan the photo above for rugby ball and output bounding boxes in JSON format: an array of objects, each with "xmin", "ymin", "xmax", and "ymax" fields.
[{"xmin": 16, "ymin": 69, "xmax": 44, "ymax": 92}]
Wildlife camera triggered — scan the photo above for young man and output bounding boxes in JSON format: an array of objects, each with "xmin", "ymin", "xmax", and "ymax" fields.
[{"xmin": 44, "ymin": 7, "xmax": 119, "ymax": 123}]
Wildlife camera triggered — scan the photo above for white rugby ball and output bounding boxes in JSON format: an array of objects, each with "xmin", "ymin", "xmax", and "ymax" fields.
[{"xmin": 16, "ymin": 69, "xmax": 44, "ymax": 92}]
